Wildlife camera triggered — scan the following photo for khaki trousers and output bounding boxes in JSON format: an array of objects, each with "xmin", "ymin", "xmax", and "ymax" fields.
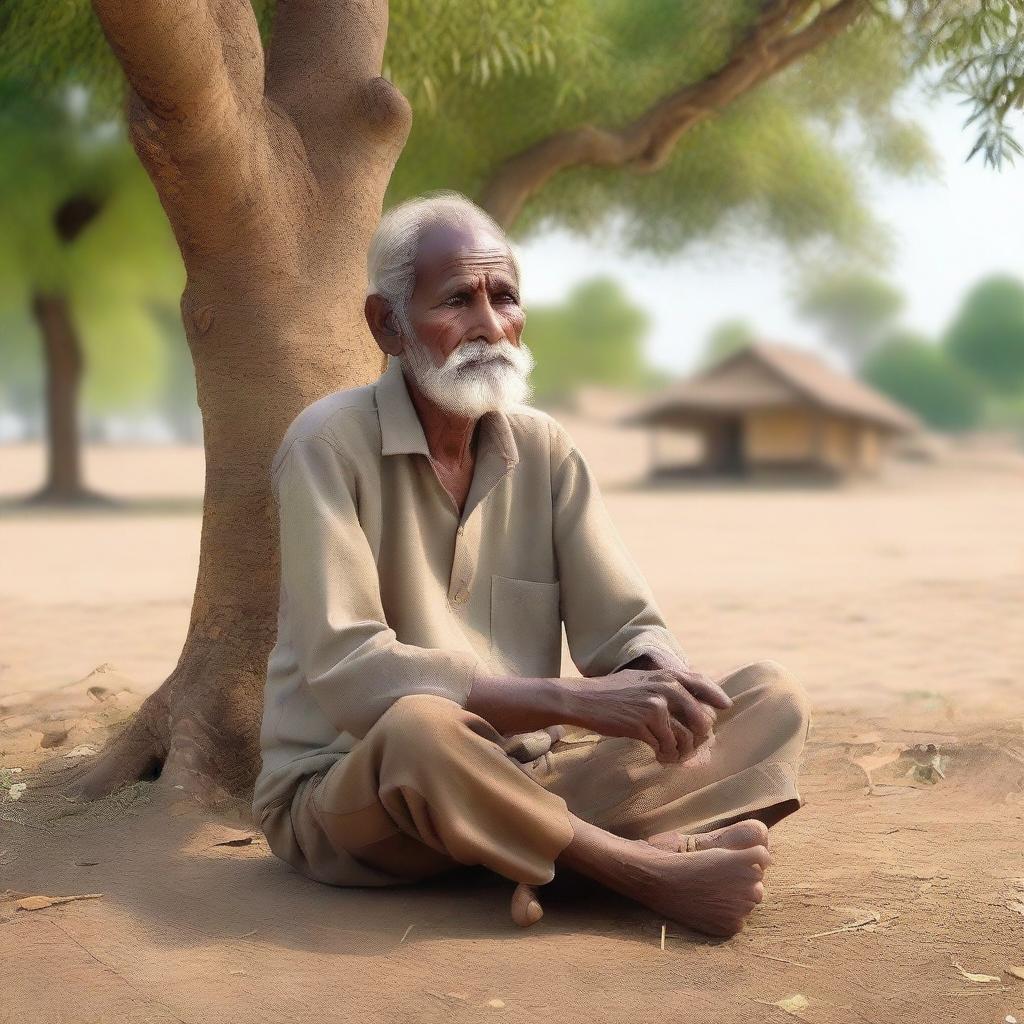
[{"xmin": 259, "ymin": 659, "xmax": 811, "ymax": 888}]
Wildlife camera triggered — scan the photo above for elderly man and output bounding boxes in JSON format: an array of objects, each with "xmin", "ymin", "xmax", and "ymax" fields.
[{"xmin": 254, "ymin": 190, "xmax": 810, "ymax": 937}]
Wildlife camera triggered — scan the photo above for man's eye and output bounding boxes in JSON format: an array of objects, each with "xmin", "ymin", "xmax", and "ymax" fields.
[
  {"xmin": 497, "ymin": 291, "xmax": 520, "ymax": 303},
  {"xmin": 444, "ymin": 294, "xmax": 468, "ymax": 306}
]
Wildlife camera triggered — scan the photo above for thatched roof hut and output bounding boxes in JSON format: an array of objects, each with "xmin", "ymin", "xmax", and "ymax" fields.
[{"xmin": 619, "ymin": 342, "xmax": 919, "ymax": 478}]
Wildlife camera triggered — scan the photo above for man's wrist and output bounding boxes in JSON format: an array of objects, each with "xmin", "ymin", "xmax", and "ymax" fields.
[{"xmin": 466, "ymin": 672, "xmax": 576, "ymax": 733}]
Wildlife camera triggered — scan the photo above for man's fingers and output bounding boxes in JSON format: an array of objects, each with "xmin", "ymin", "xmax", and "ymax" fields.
[
  {"xmin": 645, "ymin": 711, "xmax": 678, "ymax": 764},
  {"xmin": 665, "ymin": 687, "xmax": 715, "ymax": 744},
  {"xmin": 676, "ymin": 672, "xmax": 733, "ymax": 711},
  {"xmin": 668, "ymin": 717, "xmax": 694, "ymax": 760}
]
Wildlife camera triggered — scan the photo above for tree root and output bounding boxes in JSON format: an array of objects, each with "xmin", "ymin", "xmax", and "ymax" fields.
[{"xmin": 66, "ymin": 644, "xmax": 265, "ymax": 812}]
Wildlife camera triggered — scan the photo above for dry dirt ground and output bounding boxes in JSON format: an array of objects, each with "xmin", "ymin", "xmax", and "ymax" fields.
[{"xmin": 2, "ymin": 424, "xmax": 1023, "ymax": 1024}]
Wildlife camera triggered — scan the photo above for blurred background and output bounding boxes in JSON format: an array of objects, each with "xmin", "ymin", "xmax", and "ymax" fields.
[{"xmin": 1, "ymin": 2, "xmax": 1022, "ymax": 718}]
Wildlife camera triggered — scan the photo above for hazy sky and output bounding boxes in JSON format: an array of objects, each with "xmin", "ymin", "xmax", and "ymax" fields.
[{"xmin": 517, "ymin": 88, "xmax": 1024, "ymax": 376}]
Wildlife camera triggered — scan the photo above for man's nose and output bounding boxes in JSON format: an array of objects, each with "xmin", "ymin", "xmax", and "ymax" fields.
[{"xmin": 470, "ymin": 296, "xmax": 507, "ymax": 344}]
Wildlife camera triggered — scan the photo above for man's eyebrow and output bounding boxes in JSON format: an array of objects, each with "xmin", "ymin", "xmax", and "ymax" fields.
[{"xmin": 438, "ymin": 273, "xmax": 517, "ymax": 293}]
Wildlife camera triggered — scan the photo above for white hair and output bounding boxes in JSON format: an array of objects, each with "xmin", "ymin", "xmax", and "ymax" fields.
[{"xmin": 365, "ymin": 189, "xmax": 522, "ymax": 334}]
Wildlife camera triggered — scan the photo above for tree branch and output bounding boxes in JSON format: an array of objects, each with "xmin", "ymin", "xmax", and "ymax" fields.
[
  {"xmin": 478, "ymin": 0, "xmax": 867, "ymax": 228},
  {"xmin": 89, "ymin": 0, "xmax": 251, "ymax": 125},
  {"xmin": 265, "ymin": 0, "xmax": 399, "ymax": 127}
]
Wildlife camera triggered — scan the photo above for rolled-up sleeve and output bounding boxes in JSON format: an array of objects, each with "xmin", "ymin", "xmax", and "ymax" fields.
[
  {"xmin": 274, "ymin": 433, "xmax": 482, "ymax": 739},
  {"xmin": 552, "ymin": 444, "xmax": 689, "ymax": 678}
]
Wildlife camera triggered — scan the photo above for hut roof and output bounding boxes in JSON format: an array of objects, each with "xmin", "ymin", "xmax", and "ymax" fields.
[{"xmin": 619, "ymin": 342, "xmax": 920, "ymax": 433}]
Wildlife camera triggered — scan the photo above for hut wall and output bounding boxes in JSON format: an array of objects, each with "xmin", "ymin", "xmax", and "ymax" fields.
[
  {"xmin": 816, "ymin": 418, "xmax": 889, "ymax": 475},
  {"xmin": 819, "ymin": 417, "xmax": 855, "ymax": 470},
  {"xmin": 856, "ymin": 427, "xmax": 882, "ymax": 473},
  {"xmin": 744, "ymin": 408, "xmax": 815, "ymax": 463}
]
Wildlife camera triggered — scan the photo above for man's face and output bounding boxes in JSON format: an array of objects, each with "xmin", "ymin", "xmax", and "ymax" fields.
[{"xmin": 398, "ymin": 222, "xmax": 535, "ymax": 418}]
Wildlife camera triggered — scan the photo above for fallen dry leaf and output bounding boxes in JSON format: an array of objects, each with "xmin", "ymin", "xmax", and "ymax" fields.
[
  {"xmin": 767, "ymin": 994, "xmax": 810, "ymax": 1018},
  {"xmin": 850, "ymin": 744, "xmax": 904, "ymax": 791},
  {"xmin": 8, "ymin": 783, "xmax": 27, "ymax": 801},
  {"xmin": 65, "ymin": 745, "xmax": 98, "ymax": 759},
  {"xmin": 16, "ymin": 893, "xmax": 103, "ymax": 911},
  {"xmin": 952, "ymin": 961, "xmax": 1000, "ymax": 983},
  {"xmin": 1006, "ymin": 967, "xmax": 1024, "ymax": 980},
  {"xmin": 486, "ymin": 998, "xmax": 506, "ymax": 1008}
]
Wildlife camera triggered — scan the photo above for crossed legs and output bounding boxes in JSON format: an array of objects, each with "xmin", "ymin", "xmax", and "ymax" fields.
[{"xmin": 280, "ymin": 659, "xmax": 811, "ymax": 936}]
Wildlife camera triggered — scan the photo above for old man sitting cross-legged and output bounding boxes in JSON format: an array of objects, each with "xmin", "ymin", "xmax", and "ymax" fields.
[{"xmin": 253, "ymin": 190, "xmax": 811, "ymax": 937}]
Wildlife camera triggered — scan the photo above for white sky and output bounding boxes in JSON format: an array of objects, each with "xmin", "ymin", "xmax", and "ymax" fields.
[{"xmin": 517, "ymin": 88, "xmax": 1024, "ymax": 376}]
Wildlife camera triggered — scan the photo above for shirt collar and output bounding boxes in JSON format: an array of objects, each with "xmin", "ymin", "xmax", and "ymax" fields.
[{"xmin": 376, "ymin": 354, "xmax": 520, "ymax": 468}]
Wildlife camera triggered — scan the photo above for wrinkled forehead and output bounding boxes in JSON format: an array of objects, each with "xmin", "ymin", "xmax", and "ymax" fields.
[{"xmin": 413, "ymin": 221, "xmax": 517, "ymax": 289}]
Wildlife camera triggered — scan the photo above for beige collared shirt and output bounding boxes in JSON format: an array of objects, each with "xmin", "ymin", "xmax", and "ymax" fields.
[{"xmin": 252, "ymin": 355, "xmax": 687, "ymax": 820}]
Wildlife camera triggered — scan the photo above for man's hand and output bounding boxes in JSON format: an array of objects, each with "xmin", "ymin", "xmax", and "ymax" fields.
[{"xmin": 561, "ymin": 659, "xmax": 733, "ymax": 765}]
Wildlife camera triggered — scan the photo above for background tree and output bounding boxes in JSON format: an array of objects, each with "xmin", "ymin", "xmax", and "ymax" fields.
[
  {"xmin": 0, "ymin": 81, "xmax": 182, "ymax": 500},
  {"xmin": 861, "ymin": 330, "xmax": 982, "ymax": 432},
  {"xmin": 943, "ymin": 275, "xmax": 1024, "ymax": 397},
  {"xmin": 3, "ymin": 0, "xmax": 1015, "ymax": 803},
  {"xmin": 699, "ymin": 319, "xmax": 757, "ymax": 369},
  {"xmin": 794, "ymin": 268, "xmax": 904, "ymax": 368},
  {"xmin": 523, "ymin": 276, "xmax": 662, "ymax": 404},
  {"xmin": 3, "ymin": 2, "xmax": 940, "ymax": 489}
]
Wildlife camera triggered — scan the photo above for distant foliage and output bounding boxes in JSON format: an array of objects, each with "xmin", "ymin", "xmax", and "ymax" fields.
[
  {"xmin": 795, "ymin": 268, "xmax": 904, "ymax": 368},
  {"xmin": 862, "ymin": 331, "xmax": 983, "ymax": 432},
  {"xmin": 943, "ymin": 275, "xmax": 1024, "ymax": 396},
  {"xmin": 699, "ymin": 320, "xmax": 756, "ymax": 369},
  {"xmin": 0, "ymin": 83, "xmax": 183, "ymax": 417},
  {"xmin": 522, "ymin": 276, "xmax": 654, "ymax": 402}
]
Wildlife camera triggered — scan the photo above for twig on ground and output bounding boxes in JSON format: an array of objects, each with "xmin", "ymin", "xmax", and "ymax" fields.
[{"xmin": 748, "ymin": 951, "xmax": 814, "ymax": 969}]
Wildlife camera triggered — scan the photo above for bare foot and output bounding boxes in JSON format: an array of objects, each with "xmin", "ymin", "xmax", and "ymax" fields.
[
  {"xmin": 511, "ymin": 838, "xmax": 769, "ymax": 935},
  {"xmin": 630, "ymin": 842, "xmax": 771, "ymax": 936},
  {"xmin": 541, "ymin": 814, "xmax": 773, "ymax": 937},
  {"xmin": 646, "ymin": 818, "xmax": 769, "ymax": 854}
]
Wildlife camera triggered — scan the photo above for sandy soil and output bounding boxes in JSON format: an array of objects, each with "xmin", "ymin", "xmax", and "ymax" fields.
[{"xmin": 2, "ymin": 426, "xmax": 1023, "ymax": 1024}]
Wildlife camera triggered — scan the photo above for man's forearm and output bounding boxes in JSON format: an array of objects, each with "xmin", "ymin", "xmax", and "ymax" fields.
[{"xmin": 465, "ymin": 673, "xmax": 573, "ymax": 734}]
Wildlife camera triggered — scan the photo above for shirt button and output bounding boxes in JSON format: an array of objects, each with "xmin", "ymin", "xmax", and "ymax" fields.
[
  {"xmin": 453, "ymin": 588, "xmax": 469, "ymax": 604},
  {"xmin": 457, "ymin": 525, "xmax": 465, "ymax": 536}
]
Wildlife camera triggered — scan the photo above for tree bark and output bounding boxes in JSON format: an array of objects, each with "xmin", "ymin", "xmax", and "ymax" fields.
[{"xmin": 71, "ymin": 0, "xmax": 410, "ymax": 804}]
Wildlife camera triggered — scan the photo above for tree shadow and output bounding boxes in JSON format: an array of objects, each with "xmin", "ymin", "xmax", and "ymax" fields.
[
  {"xmin": 4, "ymin": 787, "xmax": 705, "ymax": 961},
  {"xmin": 0, "ymin": 495, "xmax": 203, "ymax": 518}
]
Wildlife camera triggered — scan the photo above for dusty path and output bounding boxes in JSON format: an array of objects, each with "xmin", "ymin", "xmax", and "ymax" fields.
[{"xmin": 2, "ymin": 434, "xmax": 1023, "ymax": 1023}]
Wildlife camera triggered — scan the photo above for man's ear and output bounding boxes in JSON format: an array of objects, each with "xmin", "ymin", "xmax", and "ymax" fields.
[{"xmin": 365, "ymin": 294, "xmax": 403, "ymax": 356}]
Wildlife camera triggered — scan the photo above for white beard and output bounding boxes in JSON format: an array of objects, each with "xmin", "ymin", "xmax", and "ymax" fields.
[{"xmin": 398, "ymin": 333, "xmax": 536, "ymax": 419}]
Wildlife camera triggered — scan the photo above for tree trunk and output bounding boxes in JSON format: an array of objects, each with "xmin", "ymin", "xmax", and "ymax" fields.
[
  {"xmin": 27, "ymin": 291, "xmax": 101, "ymax": 505},
  {"xmin": 71, "ymin": 0, "xmax": 410, "ymax": 806}
]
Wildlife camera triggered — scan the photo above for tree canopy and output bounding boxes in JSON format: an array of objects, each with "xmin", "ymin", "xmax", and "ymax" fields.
[
  {"xmin": 699, "ymin": 320, "xmax": 757, "ymax": 369},
  {"xmin": 795, "ymin": 268, "xmax": 904, "ymax": 368},
  {"xmin": 0, "ymin": 81, "xmax": 183, "ymax": 420},
  {"xmin": 943, "ymin": 274, "xmax": 1024, "ymax": 397},
  {"xmin": 862, "ymin": 330, "xmax": 982, "ymax": 432},
  {"xmin": 1, "ymin": 1, "xmax": 939, "ymax": 259},
  {"xmin": 522, "ymin": 275, "xmax": 661, "ymax": 402}
]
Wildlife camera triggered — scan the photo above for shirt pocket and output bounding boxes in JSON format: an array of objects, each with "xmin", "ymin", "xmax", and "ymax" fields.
[{"xmin": 489, "ymin": 574, "xmax": 562, "ymax": 679}]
